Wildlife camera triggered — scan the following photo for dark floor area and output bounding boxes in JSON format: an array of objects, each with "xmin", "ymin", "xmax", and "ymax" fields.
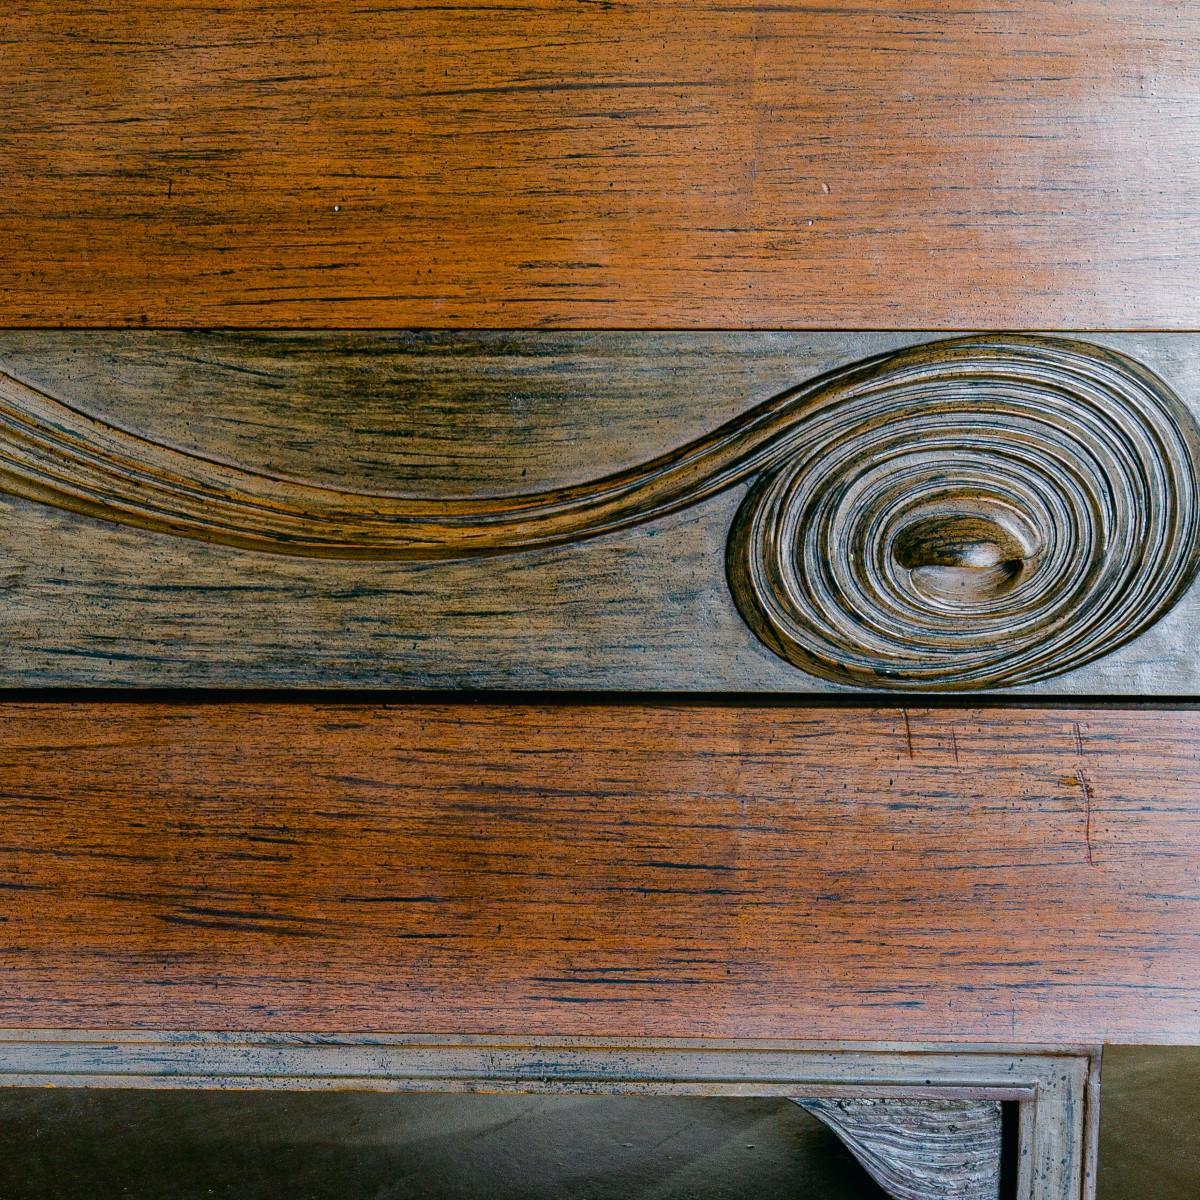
[{"xmin": 0, "ymin": 1047, "xmax": 1195, "ymax": 1198}]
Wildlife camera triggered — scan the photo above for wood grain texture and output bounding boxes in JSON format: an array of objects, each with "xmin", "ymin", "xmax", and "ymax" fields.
[
  {"xmin": 3, "ymin": 2, "xmax": 1199, "ymax": 328},
  {"xmin": 4, "ymin": 331, "xmax": 1198, "ymax": 691},
  {"xmin": 4, "ymin": 330, "xmax": 1200, "ymax": 692},
  {"xmin": 794, "ymin": 1098, "xmax": 1003, "ymax": 1200},
  {"xmin": 1, "ymin": 702, "xmax": 1198, "ymax": 1044}
]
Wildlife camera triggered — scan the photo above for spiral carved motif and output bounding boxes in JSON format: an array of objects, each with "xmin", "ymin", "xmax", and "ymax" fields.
[
  {"xmin": 0, "ymin": 334, "xmax": 1197, "ymax": 690},
  {"xmin": 727, "ymin": 337, "xmax": 1200, "ymax": 690}
]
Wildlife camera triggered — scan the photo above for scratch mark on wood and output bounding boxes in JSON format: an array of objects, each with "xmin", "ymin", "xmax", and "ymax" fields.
[{"xmin": 1075, "ymin": 766, "xmax": 1097, "ymax": 868}]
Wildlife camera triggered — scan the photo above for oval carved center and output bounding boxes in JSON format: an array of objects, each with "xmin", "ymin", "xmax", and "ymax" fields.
[{"xmin": 890, "ymin": 503, "xmax": 1043, "ymax": 607}]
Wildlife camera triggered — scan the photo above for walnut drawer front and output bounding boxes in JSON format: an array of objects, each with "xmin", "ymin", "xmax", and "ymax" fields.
[{"xmin": 0, "ymin": 700, "xmax": 1195, "ymax": 1047}]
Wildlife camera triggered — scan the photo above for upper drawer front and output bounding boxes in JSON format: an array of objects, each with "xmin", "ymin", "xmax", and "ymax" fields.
[
  {"xmin": 3, "ymin": 330, "xmax": 1199, "ymax": 693},
  {"xmin": 4, "ymin": 1, "xmax": 1198, "ymax": 329}
]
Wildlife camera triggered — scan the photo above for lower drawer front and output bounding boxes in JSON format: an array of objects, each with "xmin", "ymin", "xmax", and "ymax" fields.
[{"xmin": 1, "ymin": 702, "xmax": 1196, "ymax": 1044}]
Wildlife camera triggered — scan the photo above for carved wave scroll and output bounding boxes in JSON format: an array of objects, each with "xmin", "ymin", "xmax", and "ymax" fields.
[
  {"xmin": 0, "ymin": 334, "xmax": 1197, "ymax": 690},
  {"xmin": 728, "ymin": 336, "xmax": 1200, "ymax": 689}
]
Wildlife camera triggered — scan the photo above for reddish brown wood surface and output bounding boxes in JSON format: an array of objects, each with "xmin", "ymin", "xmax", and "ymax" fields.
[
  {"xmin": 4, "ymin": 2, "xmax": 1199, "ymax": 328},
  {"xmin": 1, "ymin": 702, "xmax": 1197, "ymax": 1043}
]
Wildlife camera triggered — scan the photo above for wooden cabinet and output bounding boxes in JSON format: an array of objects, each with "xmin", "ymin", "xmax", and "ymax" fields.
[{"xmin": 4, "ymin": 3, "xmax": 1200, "ymax": 1196}]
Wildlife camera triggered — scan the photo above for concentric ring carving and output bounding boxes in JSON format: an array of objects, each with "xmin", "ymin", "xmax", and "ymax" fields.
[
  {"xmin": 727, "ymin": 336, "xmax": 1200, "ymax": 689},
  {"xmin": 0, "ymin": 334, "xmax": 1196, "ymax": 690}
]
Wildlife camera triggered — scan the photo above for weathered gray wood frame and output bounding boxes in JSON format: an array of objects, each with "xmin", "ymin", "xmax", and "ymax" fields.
[{"xmin": 0, "ymin": 1033, "xmax": 1100, "ymax": 1199}]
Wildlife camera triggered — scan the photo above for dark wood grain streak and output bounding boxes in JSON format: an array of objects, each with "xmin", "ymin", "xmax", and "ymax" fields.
[
  {"xmin": 2, "ymin": 2, "xmax": 1198, "ymax": 328},
  {"xmin": 1, "ymin": 702, "xmax": 1198, "ymax": 1044}
]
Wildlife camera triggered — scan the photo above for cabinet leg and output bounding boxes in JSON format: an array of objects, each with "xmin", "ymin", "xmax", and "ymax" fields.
[
  {"xmin": 795, "ymin": 1049, "xmax": 1100, "ymax": 1200},
  {"xmin": 795, "ymin": 1097, "xmax": 1003, "ymax": 1199}
]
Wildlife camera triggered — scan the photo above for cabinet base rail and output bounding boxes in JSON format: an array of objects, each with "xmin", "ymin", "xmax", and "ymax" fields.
[{"xmin": 0, "ymin": 1033, "xmax": 1099, "ymax": 1200}]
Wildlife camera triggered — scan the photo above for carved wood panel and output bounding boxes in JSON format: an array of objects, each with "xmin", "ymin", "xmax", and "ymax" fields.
[{"xmin": 2, "ymin": 331, "xmax": 1200, "ymax": 692}]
